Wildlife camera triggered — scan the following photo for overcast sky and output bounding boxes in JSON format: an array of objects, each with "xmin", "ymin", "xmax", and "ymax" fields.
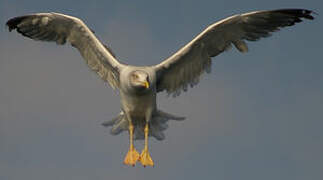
[{"xmin": 0, "ymin": 0, "xmax": 322, "ymax": 180}]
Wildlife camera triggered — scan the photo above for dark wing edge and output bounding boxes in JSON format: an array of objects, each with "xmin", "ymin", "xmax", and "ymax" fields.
[
  {"xmin": 154, "ymin": 9, "xmax": 315, "ymax": 97},
  {"xmin": 6, "ymin": 12, "xmax": 123, "ymax": 89}
]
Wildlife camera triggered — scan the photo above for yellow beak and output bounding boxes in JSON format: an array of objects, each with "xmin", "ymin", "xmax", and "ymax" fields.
[{"xmin": 143, "ymin": 81, "xmax": 149, "ymax": 89}]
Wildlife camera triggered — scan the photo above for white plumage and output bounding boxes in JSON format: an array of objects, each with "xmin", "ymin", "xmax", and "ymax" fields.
[{"xmin": 6, "ymin": 9, "xmax": 314, "ymax": 166}]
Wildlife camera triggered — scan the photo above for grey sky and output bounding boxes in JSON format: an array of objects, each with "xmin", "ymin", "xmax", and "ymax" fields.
[{"xmin": 0, "ymin": 0, "xmax": 322, "ymax": 180}]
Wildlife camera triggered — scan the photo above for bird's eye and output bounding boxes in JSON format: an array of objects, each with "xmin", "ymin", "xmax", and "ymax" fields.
[{"xmin": 132, "ymin": 74, "xmax": 138, "ymax": 79}]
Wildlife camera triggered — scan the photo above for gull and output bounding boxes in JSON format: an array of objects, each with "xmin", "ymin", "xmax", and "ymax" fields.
[{"xmin": 6, "ymin": 8, "xmax": 314, "ymax": 167}]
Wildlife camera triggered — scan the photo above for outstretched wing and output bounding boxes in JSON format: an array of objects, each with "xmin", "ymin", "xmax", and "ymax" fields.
[
  {"xmin": 154, "ymin": 9, "xmax": 314, "ymax": 96},
  {"xmin": 6, "ymin": 12, "xmax": 124, "ymax": 89}
]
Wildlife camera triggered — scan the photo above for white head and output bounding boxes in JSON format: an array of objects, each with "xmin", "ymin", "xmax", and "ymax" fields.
[{"xmin": 129, "ymin": 70, "xmax": 150, "ymax": 91}]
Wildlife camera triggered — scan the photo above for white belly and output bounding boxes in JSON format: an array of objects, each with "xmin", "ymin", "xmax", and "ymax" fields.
[{"xmin": 120, "ymin": 91, "xmax": 156, "ymax": 119}]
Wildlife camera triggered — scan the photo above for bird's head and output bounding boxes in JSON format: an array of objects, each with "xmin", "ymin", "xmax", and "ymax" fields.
[{"xmin": 129, "ymin": 70, "xmax": 150, "ymax": 91}]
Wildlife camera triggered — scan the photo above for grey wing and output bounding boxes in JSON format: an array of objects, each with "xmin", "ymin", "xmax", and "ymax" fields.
[
  {"xmin": 154, "ymin": 9, "xmax": 314, "ymax": 96},
  {"xmin": 6, "ymin": 12, "xmax": 124, "ymax": 89}
]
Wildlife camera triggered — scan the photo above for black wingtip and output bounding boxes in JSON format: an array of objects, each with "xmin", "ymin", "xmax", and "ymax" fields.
[
  {"xmin": 6, "ymin": 17, "xmax": 18, "ymax": 32},
  {"xmin": 6, "ymin": 19, "xmax": 15, "ymax": 32},
  {"xmin": 275, "ymin": 9, "xmax": 316, "ymax": 20},
  {"xmin": 6, "ymin": 16, "xmax": 29, "ymax": 32},
  {"xmin": 301, "ymin": 9, "xmax": 315, "ymax": 20}
]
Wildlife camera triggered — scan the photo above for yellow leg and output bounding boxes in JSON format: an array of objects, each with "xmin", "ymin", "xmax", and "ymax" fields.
[
  {"xmin": 140, "ymin": 123, "xmax": 154, "ymax": 167},
  {"xmin": 124, "ymin": 122, "xmax": 139, "ymax": 166}
]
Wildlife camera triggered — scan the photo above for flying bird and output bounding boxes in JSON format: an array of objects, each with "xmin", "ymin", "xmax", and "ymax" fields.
[{"xmin": 6, "ymin": 9, "xmax": 314, "ymax": 167}]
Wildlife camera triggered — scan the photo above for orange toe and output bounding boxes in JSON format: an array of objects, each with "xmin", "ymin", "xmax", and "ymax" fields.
[
  {"xmin": 140, "ymin": 149, "xmax": 154, "ymax": 167},
  {"xmin": 124, "ymin": 147, "xmax": 140, "ymax": 166}
]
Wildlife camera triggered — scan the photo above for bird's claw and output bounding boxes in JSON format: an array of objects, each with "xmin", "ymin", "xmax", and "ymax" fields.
[
  {"xmin": 124, "ymin": 147, "xmax": 140, "ymax": 166},
  {"xmin": 140, "ymin": 148, "xmax": 154, "ymax": 167}
]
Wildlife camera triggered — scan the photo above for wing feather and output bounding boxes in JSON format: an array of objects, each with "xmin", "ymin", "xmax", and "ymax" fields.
[
  {"xmin": 6, "ymin": 12, "xmax": 124, "ymax": 89},
  {"xmin": 154, "ymin": 9, "xmax": 314, "ymax": 96}
]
